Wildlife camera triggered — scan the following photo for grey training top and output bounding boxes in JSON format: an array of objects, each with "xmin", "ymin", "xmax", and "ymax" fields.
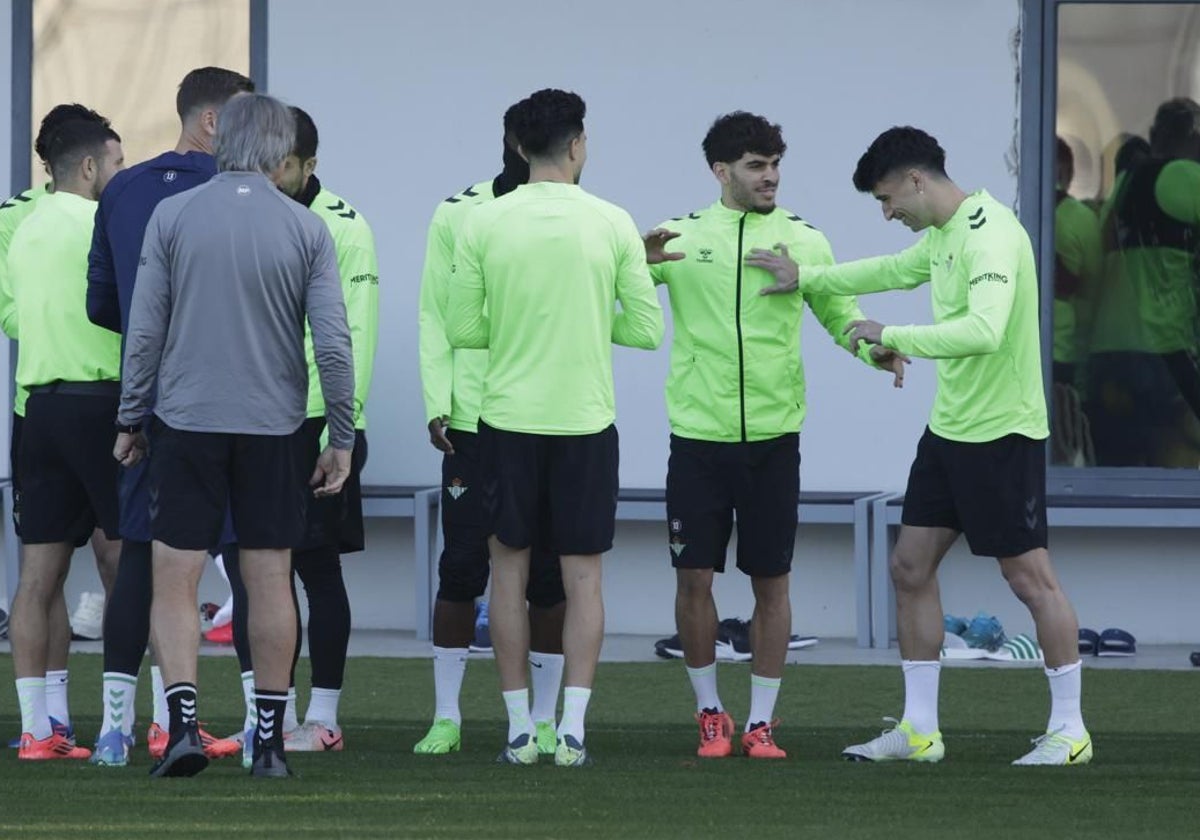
[{"xmin": 118, "ymin": 171, "xmax": 355, "ymax": 449}]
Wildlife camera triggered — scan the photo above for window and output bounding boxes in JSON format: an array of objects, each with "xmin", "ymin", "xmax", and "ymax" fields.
[{"xmin": 1034, "ymin": 0, "xmax": 1200, "ymax": 491}]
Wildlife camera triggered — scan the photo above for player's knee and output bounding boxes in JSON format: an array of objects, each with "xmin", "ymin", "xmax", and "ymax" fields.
[
  {"xmin": 1001, "ymin": 561, "xmax": 1057, "ymax": 606},
  {"xmin": 675, "ymin": 567, "xmax": 714, "ymax": 601},
  {"xmin": 889, "ymin": 548, "xmax": 935, "ymax": 593}
]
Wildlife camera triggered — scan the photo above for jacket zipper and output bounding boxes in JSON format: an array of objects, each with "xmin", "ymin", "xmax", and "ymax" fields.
[{"xmin": 735, "ymin": 214, "xmax": 747, "ymax": 442}]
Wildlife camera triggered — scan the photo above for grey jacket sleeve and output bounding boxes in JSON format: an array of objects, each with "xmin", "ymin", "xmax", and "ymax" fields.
[
  {"xmin": 118, "ymin": 209, "xmax": 172, "ymax": 425},
  {"xmin": 306, "ymin": 223, "xmax": 355, "ymax": 449}
]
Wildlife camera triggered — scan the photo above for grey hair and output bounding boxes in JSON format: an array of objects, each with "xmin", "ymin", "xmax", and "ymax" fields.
[{"xmin": 214, "ymin": 93, "xmax": 296, "ymax": 174}]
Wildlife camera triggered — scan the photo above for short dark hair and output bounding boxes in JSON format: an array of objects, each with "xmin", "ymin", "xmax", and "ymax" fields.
[
  {"xmin": 290, "ymin": 106, "xmax": 319, "ymax": 160},
  {"xmin": 1149, "ymin": 97, "xmax": 1200, "ymax": 152},
  {"xmin": 35, "ymin": 103, "xmax": 110, "ymax": 162},
  {"xmin": 701, "ymin": 112, "xmax": 786, "ymax": 167},
  {"xmin": 852, "ymin": 126, "xmax": 948, "ymax": 192},
  {"xmin": 1115, "ymin": 134, "xmax": 1150, "ymax": 175},
  {"xmin": 176, "ymin": 66, "xmax": 255, "ymax": 120},
  {"xmin": 46, "ymin": 119, "xmax": 120, "ymax": 183},
  {"xmin": 511, "ymin": 89, "xmax": 585, "ymax": 158}
]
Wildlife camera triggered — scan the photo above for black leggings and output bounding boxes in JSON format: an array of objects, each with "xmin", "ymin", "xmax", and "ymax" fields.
[
  {"xmin": 226, "ymin": 544, "xmax": 351, "ymax": 691},
  {"xmin": 101, "ymin": 540, "xmax": 152, "ymax": 675}
]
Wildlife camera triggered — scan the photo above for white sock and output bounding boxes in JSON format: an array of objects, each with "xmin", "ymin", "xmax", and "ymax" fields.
[
  {"xmin": 44, "ymin": 670, "xmax": 70, "ymax": 726},
  {"xmin": 305, "ymin": 687, "xmax": 341, "ymax": 728},
  {"xmin": 502, "ymin": 688, "xmax": 534, "ymax": 743},
  {"xmin": 432, "ymin": 646, "xmax": 468, "ymax": 726},
  {"xmin": 529, "ymin": 651, "xmax": 564, "ymax": 724},
  {"xmin": 100, "ymin": 672, "xmax": 138, "ymax": 736},
  {"xmin": 746, "ymin": 674, "xmax": 781, "ymax": 731},
  {"xmin": 16, "ymin": 677, "xmax": 50, "ymax": 739},
  {"xmin": 557, "ymin": 686, "xmax": 592, "ymax": 744},
  {"xmin": 241, "ymin": 670, "xmax": 257, "ymax": 734},
  {"xmin": 284, "ymin": 693, "xmax": 300, "ymax": 733},
  {"xmin": 901, "ymin": 660, "xmax": 941, "ymax": 734},
  {"xmin": 1045, "ymin": 659, "xmax": 1085, "ymax": 738},
  {"xmin": 150, "ymin": 666, "xmax": 169, "ymax": 730},
  {"xmin": 686, "ymin": 662, "xmax": 722, "ymax": 712}
]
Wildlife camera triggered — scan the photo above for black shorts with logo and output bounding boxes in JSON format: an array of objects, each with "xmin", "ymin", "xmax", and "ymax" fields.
[
  {"xmin": 149, "ymin": 418, "xmax": 308, "ymax": 551},
  {"xmin": 437, "ymin": 428, "xmax": 565, "ymax": 607},
  {"xmin": 666, "ymin": 433, "xmax": 799, "ymax": 578},
  {"xmin": 18, "ymin": 386, "xmax": 121, "ymax": 545},
  {"xmin": 901, "ymin": 427, "xmax": 1048, "ymax": 558},
  {"xmin": 477, "ymin": 420, "xmax": 618, "ymax": 557},
  {"xmin": 295, "ymin": 417, "xmax": 368, "ymax": 554}
]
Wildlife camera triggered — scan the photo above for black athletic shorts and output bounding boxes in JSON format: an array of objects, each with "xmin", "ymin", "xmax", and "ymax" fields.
[
  {"xmin": 901, "ymin": 427, "xmax": 1048, "ymax": 558},
  {"xmin": 149, "ymin": 418, "xmax": 308, "ymax": 551},
  {"xmin": 437, "ymin": 428, "xmax": 565, "ymax": 607},
  {"xmin": 666, "ymin": 433, "xmax": 798, "ymax": 578},
  {"xmin": 18, "ymin": 386, "xmax": 121, "ymax": 545},
  {"xmin": 10, "ymin": 411, "xmax": 22, "ymax": 536},
  {"xmin": 477, "ymin": 420, "xmax": 618, "ymax": 556},
  {"xmin": 295, "ymin": 417, "xmax": 368, "ymax": 554}
]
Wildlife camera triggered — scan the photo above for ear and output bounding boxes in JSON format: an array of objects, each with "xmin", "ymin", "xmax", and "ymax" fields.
[
  {"xmin": 81, "ymin": 154, "xmax": 97, "ymax": 181},
  {"xmin": 908, "ymin": 168, "xmax": 925, "ymax": 194},
  {"xmin": 304, "ymin": 156, "xmax": 318, "ymax": 178},
  {"xmin": 516, "ymin": 144, "xmax": 530, "ymax": 164},
  {"xmin": 568, "ymin": 133, "xmax": 584, "ymax": 162},
  {"xmin": 201, "ymin": 107, "xmax": 219, "ymax": 137},
  {"xmin": 712, "ymin": 162, "xmax": 730, "ymax": 185}
]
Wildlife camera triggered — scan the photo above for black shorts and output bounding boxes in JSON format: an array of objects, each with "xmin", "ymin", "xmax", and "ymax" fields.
[
  {"xmin": 666, "ymin": 433, "xmax": 798, "ymax": 578},
  {"xmin": 18, "ymin": 387, "xmax": 121, "ymax": 545},
  {"xmin": 901, "ymin": 427, "xmax": 1048, "ymax": 558},
  {"xmin": 478, "ymin": 420, "xmax": 618, "ymax": 556},
  {"xmin": 295, "ymin": 417, "xmax": 367, "ymax": 554},
  {"xmin": 437, "ymin": 428, "xmax": 565, "ymax": 607},
  {"xmin": 149, "ymin": 418, "xmax": 307, "ymax": 551},
  {"xmin": 11, "ymin": 411, "xmax": 22, "ymax": 536}
]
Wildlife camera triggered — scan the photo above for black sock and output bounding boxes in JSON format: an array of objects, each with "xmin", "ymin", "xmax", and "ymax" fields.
[
  {"xmin": 254, "ymin": 689, "xmax": 289, "ymax": 752},
  {"xmin": 165, "ymin": 682, "xmax": 198, "ymax": 738}
]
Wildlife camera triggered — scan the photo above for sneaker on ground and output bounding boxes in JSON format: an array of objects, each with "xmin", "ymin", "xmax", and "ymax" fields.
[
  {"xmin": 251, "ymin": 741, "xmax": 292, "ymax": 778},
  {"xmin": 716, "ymin": 618, "xmax": 752, "ymax": 662},
  {"xmin": 843, "ymin": 718, "xmax": 944, "ymax": 763},
  {"xmin": 69, "ymin": 591, "xmax": 105, "ymax": 641},
  {"xmin": 960, "ymin": 612, "xmax": 1007, "ymax": 652},
  {"xmin": 554, "ymin": 734, "xmax": 590, "ymax": 767},
  {"xmin": 148, "ymin": 722, "xmax": 238, "ymax": 759},
  {"xmin": 653, "ymin": 633, "xmax": 684, "ymax": 659},
  {"xmin": 203, "ymin": 622, "xmax": 234, "ymax": 645},
  {"xmin": 9, "ymin": 716, "xmax": 73, "ymax": 750},
  {"xmin": 149, "ymin": 724, "xmax": 208, "ymax": 778},
  {"xmin": 1012, "ymin": 728, "xmax": 1092, "ymax": 766},
  {"xmin": 741, "ymin": 720, "xmax": 787, "ymax": 759},
  {"xmin": 17, "ymin": 731, "xmax": 91, "ymax": 760},
  {"xmin": 535, "ymin": 721, "xmax": 556, "ymax": 755},
  {"xmin": 89, "ymin": 729, "xmax": 134, "ymax": 766},
  {"xmin": 285, "ymin": 721, "xmax": 344, "ymax": 752},
  {"xmin": 469, "ymin": 601, "xmax": 492, "ymax": 654},
  {"xmin": 496, "ymin": 732, "xmax": 537, "ymax": 765},
  {"xmin": 414, "ymin": 718, "xmax": 462, "ymax": 754},
  {"xmin": 695, "ymin": 708, "xmax": 735, "ymax": 758}
]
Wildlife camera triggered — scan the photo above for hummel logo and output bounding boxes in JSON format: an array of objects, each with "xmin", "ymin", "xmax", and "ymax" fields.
[
  {"xmin": 697, "ymin": 248, "xmax": 714, "ymax": 263},
  {"xmin": 1024, "ymin": 496, "xmax": 1039, "ymax": 530},
  {"xmin": 968, "ymin": 207, "xmax": 987, "ymax": 230}
]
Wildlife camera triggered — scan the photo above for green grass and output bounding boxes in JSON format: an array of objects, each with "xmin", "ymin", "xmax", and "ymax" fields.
[{"xmin": 0, "ymin": 654, "xmax": 1197, "ymax": 839}]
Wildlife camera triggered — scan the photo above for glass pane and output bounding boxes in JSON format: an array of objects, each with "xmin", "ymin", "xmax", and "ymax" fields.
[
  {"xmin": 31, "ymin": 0, "xmax": 250, "ymax": 185},
  {"xmin": 1055, "ymin": 2, "xmax": 1200, "ymax": 468}
]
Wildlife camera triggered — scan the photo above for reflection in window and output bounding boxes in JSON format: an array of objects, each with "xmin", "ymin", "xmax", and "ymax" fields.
[{"xmin": 1055, "ymin": 3, "xmax": 1200, "ymax": 468}]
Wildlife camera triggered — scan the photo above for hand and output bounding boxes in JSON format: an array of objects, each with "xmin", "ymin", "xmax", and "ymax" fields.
[
  {"xmin": 869, "ymin": 345, "xmax": 910, "ymax": 388},
  {"xmin": 642, "ymin": 228, "xmax": 685, "ymax": 264},
  {"xmin": 311, "ymin": 445, "xmax": 352, "ymax": 497},
  {"xmin": 113, "ymin": 431, "xmax": 148, "ymax": 467},
  {"xmin": 428, "ymin": 417, "xmax": 454, "ymax": 454},
  {"xmin": 745, "ymin": 243, "xmax": 799, "ymax": 295},
  {"xmin": 845, "ymin": 319, "xmax": 885, "ymax": 354}
]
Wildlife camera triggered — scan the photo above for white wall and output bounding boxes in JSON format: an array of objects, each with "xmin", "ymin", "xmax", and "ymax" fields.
[{"xmin": 266, "ymin": 0, "xmax": 1022, "ymax": 493}]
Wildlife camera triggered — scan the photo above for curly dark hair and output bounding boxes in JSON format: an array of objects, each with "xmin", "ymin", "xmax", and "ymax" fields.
[
  {"xmin": 46, "ymin": 119, "xmax": 121, "ymax": 183},
  {"xmin": 702, "ymin": 112, "xmax": 785, "ymax": 166},
  {"xmin": 852, "ymin": 126, "xmax": 947, "ymax": 192},
  {"xmin": 291, "ymin": 106, "xmax": 319, "ymax": 160},
  {"xmin": 35, "ymin": 104, "xmax": 109, "ymax": 163},
  {"xmin": 511, "ymin": 89, "xmax": 586, "ymax": 157}
]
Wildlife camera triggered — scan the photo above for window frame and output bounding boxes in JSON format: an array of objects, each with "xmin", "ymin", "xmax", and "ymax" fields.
[{"xmin": 1023, "ymin": 0, "xmax": 1200, "ymax": 497}]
